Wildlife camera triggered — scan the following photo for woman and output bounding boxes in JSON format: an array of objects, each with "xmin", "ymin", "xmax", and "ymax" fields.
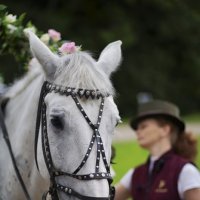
[{"xmin": 115, "ymin": 100, "xmax": 200, "ymax": 200}]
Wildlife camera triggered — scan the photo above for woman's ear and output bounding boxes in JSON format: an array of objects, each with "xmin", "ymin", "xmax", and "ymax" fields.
[{"xmin": 161, "ymin": 124, "xmax": 171, "ymax": 137}]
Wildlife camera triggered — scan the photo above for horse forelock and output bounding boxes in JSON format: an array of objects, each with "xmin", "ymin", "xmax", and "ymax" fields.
[{"xmin": 54, "ymin": 51, "xmax": 115, "ymax": 96}]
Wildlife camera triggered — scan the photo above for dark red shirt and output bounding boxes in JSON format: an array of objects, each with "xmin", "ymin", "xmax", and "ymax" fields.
[{"xmin": 131, "ymin": 151, "xmax": 188, "ymax": 200}]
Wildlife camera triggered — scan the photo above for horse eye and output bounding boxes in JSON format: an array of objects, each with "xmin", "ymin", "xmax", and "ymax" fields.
[{"xmin": 51, "ymin": 116, "xmax": 64, "ymax": 130}]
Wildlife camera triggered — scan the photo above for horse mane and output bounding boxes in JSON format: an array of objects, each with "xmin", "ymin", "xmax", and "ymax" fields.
[{"xmin": 54, "ymin": 51, "xmax": 115, "ymax": 96}]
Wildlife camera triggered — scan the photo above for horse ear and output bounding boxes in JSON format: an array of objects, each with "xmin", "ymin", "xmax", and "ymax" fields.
[
  {"xmin": 24, "ymin": 30, "xmax": 59, "ymax": 79},
  {"xmin": 97, "ymin": 40, "xmax": 122, "ymax": 77}
]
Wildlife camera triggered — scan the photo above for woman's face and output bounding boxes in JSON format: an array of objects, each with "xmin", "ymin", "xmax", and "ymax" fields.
[{"xmin": 135, "ymin": 118, "xmax": 168, "ymax": 149}]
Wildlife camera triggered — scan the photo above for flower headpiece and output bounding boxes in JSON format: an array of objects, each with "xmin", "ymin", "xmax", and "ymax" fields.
[
  {"xmin": 40, "ymin": 28, "xmax": 81, "ymax": 55},
  {"xmin": 58, "ymin": 42, "xmax": 81, "ymax": 55}
]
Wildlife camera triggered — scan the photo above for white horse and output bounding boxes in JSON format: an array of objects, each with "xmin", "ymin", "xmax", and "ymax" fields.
[{"xmin": 0, "ymin": 31, "xmax": 122, "ymax": 200}]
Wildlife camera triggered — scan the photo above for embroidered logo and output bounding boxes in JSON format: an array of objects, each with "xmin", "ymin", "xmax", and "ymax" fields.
[{"xmin": 155, "ymin": 180, "xmax": 168, "ymax": 193}]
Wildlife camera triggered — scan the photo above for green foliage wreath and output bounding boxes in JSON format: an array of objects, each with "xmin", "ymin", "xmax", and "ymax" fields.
[{"xmin": 0, "ymin": 4, "xmax": 80, "ymax": 70}]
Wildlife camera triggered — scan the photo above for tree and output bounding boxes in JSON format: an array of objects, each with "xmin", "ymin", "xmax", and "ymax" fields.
[{"xmin": 1, "ymin": 0, "xmax": 200, "ymax": 116}]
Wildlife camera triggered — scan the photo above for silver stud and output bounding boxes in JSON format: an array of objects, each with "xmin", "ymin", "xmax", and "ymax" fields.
[
  {"xmin": 80, "ymin": 90, "xmax": 84, "ymax": 95},
  {"xmin": 89, "ymin": 174, "xmax": 94, "ymax": 178}
]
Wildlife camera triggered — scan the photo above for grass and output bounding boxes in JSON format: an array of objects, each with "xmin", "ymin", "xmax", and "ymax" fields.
[
  {"xmin": 112, "ymin": 136, "xmax": 200, "ymax": 184},
  {"xmin": 183, "ymin": 113, "xmax": 200, "ymax": 123}
]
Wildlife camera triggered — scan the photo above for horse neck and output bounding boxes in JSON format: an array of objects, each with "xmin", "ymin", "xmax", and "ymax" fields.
[{"xmin": 5, "ymin": 71, "xmax": 44, "ymax": 162}]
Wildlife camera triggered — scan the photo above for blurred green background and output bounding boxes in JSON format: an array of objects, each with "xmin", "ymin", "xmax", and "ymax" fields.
[{"xmin": 1, "ymin": 0, "xmax": 200, "ymax": 118}]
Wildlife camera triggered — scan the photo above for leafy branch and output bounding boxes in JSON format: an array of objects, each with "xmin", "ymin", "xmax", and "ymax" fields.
[{"xmin": 0, "ymin": 4, "xmax": 81, "ymax": 70}]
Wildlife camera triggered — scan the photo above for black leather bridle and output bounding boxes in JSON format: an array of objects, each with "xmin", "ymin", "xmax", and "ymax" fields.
[{"xmin": 35, "ymin": 81, "xmax": 115, "ymax": 200}]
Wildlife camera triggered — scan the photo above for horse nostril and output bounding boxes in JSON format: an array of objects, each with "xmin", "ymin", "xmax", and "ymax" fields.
[{"xmin": 51, "ymin": 116, "xmax": 64, "ymax": 130}]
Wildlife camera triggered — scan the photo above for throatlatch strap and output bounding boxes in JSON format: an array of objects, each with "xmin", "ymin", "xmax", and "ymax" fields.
[{"xmin": 0, "ymin": 101, "xmax": 31, "ymax": 200}]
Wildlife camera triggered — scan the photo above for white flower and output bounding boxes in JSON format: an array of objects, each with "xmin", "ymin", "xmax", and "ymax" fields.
[
  {"xmin": 23, "ymin": 27, "xmax": 36, "ymax": 34},
  {"xmin": 40, "ymin": 33, "xmax": 50, "ymax": 45},
  {"xmin": 4, "ymin": 14, "xmax": 17, "ymax": 23},
  {"xmin": 6, "ymin": 24, "xmax": 17, "ymax": 33}
]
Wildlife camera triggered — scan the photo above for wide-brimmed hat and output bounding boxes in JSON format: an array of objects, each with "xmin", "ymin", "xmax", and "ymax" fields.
[{"xmin": 130, "ymin": 100, "xmax": 185, "ymax": 132}]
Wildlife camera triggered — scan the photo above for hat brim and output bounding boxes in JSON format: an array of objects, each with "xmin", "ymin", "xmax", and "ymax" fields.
[{"xmin": 130, "ymin": 113, "xmax": 185, "ymax": 133}]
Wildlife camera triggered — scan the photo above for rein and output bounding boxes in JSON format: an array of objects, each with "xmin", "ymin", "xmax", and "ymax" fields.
[
  {"xmin": 0, "ymin": 98, "xmax": 31, "ymax": 200},
  {"xmin": 35, "ymin": 81, "xmax": 115, "ymax": 200}
]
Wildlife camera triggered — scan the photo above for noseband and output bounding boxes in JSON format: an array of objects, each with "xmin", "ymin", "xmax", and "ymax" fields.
[{"xmin": 35, "ymin": 81, "xmax": 115, "ymax": 200}]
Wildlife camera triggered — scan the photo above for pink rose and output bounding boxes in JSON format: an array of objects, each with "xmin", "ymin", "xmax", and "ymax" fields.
[
  {"xmin": 59, "ymin": 42, "xmax": 76, "ymax": 54},
  {"xmin": 48, "ymin": 29, "xmax": 61, "ymax": 41}
]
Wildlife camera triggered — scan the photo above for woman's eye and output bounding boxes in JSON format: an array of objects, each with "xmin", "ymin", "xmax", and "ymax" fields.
[{"xmin": 51, "ymin": 116, "xmax": 64, "ymax": 130}]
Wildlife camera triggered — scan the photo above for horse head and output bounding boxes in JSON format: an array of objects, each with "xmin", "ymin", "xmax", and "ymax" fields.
[{"xmin": 25, "ymin": 31, "xmax": 122, "ymax": 199}]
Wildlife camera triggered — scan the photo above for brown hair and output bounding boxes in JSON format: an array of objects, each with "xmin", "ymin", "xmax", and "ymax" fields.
[
  {"xmin": 174, "ymin": 131, "xmax": 198, "ymax": 162},
  {"xmin": 155, "ymin": 116, "xmax": 198, "ymax": 163}
]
